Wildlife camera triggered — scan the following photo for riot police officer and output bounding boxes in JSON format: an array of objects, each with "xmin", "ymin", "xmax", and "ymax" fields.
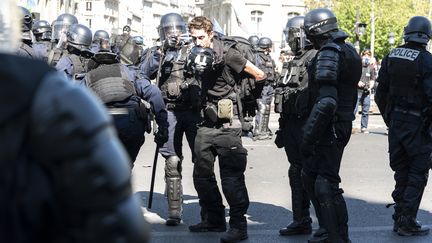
[
  {"xmin": 253, "ymin": 37, "xmax": 277, "ymax": 140},
  {"xmin": 301, "ymin": 8, "xmax": 362, "ymax": 243},
  {"xmin": 111, "ymin": 25, "xmax": 133, "ymax": 55},
  {"xmin": 0, "ymin": 1, "xmax": 149, "ymax": 242},
  {"xmin": 84, "ymin": 49, "xmax": 169, "ymax": 165},
  {"xmin": 188, "ymin": 16, "xmax": 265, "ymax": 243},
  {"xmin": 274, "ymin": 16, "xmax": 324, "ymax": 239},
  {"xmin": 55, "ymin": 23, "xmax": 93, "ymax": 81},
  {"xmin": 91, "ymin": 29, "xmax": 110, "ymax": 53},
  {"xmin": 248, "ymin": 35, "xmax": 259, "ymax": 51},
  {"xmin": 140, "ymin": 12, "xmax": 201, "ymax": 226},
  {"xmin": 17, "ymin": 6, "xmax": 40, "ymax": 60},
  {"xmin": 48, "ymin": 13, "xmax": 79, "ymax": 66},
  {"xmin": 375, "ymin": 16, "xmax": 432, "ymax": 236},
  {"xmin": 32, "ymin": 20, "xmax": 53, "ymax": 62}
]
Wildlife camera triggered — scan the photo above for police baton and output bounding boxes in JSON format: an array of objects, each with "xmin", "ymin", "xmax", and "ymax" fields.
[{"xmin": 148, "ymin": 144, "xmax": 159, "ymax": 209}]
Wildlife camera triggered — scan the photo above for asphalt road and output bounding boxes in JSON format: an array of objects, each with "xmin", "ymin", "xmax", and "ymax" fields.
[{"xmin": 131, "ymin": 113, "xmax": 432, "ymax": 243}]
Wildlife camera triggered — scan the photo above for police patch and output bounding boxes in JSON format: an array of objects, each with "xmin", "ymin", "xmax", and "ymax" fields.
[{"xmin": 389, "ymin": 48, "xmax": 420, "ymax": 61}]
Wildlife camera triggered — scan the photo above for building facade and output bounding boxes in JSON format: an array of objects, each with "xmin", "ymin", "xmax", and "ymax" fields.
[
  {"xmin": 196, "ymin": 0, "xmax": 306, "ymax": 54},
  {"xmin": 25, "ymin": 0, "xmax": 199, "ymax": 46}
]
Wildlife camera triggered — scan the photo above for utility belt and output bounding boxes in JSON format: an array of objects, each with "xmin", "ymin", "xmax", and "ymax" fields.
[
  {"xmin": 204, "ymin": 93, "xmax": 239, "ymax": 125},
  {"xmin": 107, "ymin": 100, "xmax": 152, "ymax": 133},
  {"xmin": 166, "ymin": 102, "xmax": 193, "ymax": 111}
]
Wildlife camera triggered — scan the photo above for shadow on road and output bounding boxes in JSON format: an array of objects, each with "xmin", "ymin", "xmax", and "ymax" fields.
[{"xmin": 135, "ymin": 191, "xmax": 432, "ymax": 243}]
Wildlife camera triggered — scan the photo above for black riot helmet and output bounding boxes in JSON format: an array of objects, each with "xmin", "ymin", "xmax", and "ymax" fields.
[
  {"xmin": 303, "ymin": 8, "xmax": 338, "ymax": 38},
  {"xmin": 403, "ymin": 16, "xmax": 432, "ymax": 44},
  {"xmin": 52, "ymin": 13, "xmax": 78, "ymax": 41},
  {"xmin": 123, "ymin": 25, "xmax": 131, "ymax": 33},
  {"xmin": 188, "ymin": 46, "xmax": 215, "ymax": 75},
  {"xmin": 248, "ymin": 35, "xmax": 260, "ymax": 48},
  {"xmin": 285, "ymin": 16, "xmax": 308, "ymax": 53},
  {"xmin": 66, "ymin": 23, "xmax": 92, "ymax": 52},
  {"xmin": 93, "ymin": 30, "xmax": 110, "ymax": 42},
  {"xmin": 258, "ymin": 37, "xmax": 273, "ymax": 50},
  {"xmin": 158, "ymin": 13, "xmax": 187, "ymax": 42},
  {"xmin": 20, "ymin": 6, "xmax": 33, "ymax": 41},
  {"xmin": 133, "ymin": 36, "xmax": 144, "ymax": 45},
  {"xmin": 33, "ymin": 20, "xmax": 52, "ymax": 41}
]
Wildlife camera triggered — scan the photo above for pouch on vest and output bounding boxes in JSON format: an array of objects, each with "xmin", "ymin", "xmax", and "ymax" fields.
[
  {"xmin": 167, "ymin": 82, "xmax": 181, "ymax": 99},
  {"xmin": 217, "ymin": 98, "xmax": 233, "ymax": 120},
  {"xmin": 205, "ymin": 103, "xmax": 218, "ymax": 123}
]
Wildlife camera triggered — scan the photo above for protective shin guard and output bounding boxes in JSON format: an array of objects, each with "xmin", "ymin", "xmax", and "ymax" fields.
[
  {"xmin": 315, "ymin": 176, "xmax": 349, "ymax": 243},
  {"xmin": 165, "ymin": 156, "xmax": 183, "ymax": 224}
]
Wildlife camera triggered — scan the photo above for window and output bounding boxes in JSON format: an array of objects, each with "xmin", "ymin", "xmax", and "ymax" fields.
[
  {"xmin": 251, "ymin": 10, "xmax": 263, "ymax": 36},
  {"xmin": 287, "ymin": 12, "xmax": 300, "ymax": 19},
  {"xmin": 86, "ymin": 18, "xmax": 92, "ymax": 28},
  {"xmin": 86, "ymin": 1, "xmax": 92, "ymax": 11}
]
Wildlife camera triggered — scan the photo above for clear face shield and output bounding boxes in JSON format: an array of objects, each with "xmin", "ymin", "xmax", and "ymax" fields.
[
  {"xmin": 0, "ymin": 1, "xmax": 20, "ymax": 54},
  {"xmin": 159, "ymin": 23, "xmax": 190, "ymax": 48},
  {"xmin": 287, "ymin": 27, "xmax": 305, "ymax": 52},
  {"xmin": 52, "ymin": 20, "xmax": 73, "ymax": 43}
]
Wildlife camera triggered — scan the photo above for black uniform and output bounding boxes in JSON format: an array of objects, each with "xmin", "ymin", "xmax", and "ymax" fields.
[
  {"xmin": 0, "ymin": 54, "xmax": 149, "ymax": 243},
  {"xmin": 301, "ymin": 31, "xmax": 362, "ymax": 243},
  {"xmin": 191, "ymin": 37, "xmax": 250, "ymax": 233},
  {"xmin": 275, "ymin": 46, "xmax": 318, "ymax": 233},
  {"xmin": 375, "ymin": 43, "xmax": 432, "ymax": 234}
]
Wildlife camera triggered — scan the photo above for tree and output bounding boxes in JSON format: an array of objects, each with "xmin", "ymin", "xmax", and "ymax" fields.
[{"xmin": 305, "ymin": 0, "xmax": 431, "ymax": 60}]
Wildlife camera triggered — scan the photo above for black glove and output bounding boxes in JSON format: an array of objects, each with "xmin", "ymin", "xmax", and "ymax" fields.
[
  {"xmin": 300, "ymin": 140, "xmax": 316, "ymax": 157},
  {"xmin": 154, "ymin": 126, "xmax": 169, "ymax": 147},
  {"xmin": 274, "ymin": 129, "xmax": 284, "ymax": 148},
  {"xmin": 163, "ymin": 36, "xmax": 177, "ymax": 50}
]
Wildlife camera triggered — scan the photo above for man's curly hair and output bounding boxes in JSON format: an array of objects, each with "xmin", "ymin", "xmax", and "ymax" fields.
[{"xmin": 188, "ymin": 16, "xmax": 213, "ymax": 34}]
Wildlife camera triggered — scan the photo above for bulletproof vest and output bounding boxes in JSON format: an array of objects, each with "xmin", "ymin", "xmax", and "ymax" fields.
[
  {"xmin": 256, "ymin": 52, "xmax": 276, "ymax": 82},
  {"xmin": 387, "ymin": 44, "xmax": 427, "ymax": 110},
  {"xmin": 159, "ymin": 47, "xmax": 189, "ymax": 103},
  {"xmin": 18, "ymin": 42, "xmax": 36, "ymax": 59},
  {"xmin": 86, "ymin": 63, "xmax": 137, "ymax": 104},
  {"xmin": 334, "ymin": 41, "xmax": 362, "ymax": 119},
  {"xmin": 69, "ymin": 54, "xmax": 88, "ymax": 80},
  {"xmin": 277, "ymin": 48, "xmax": 317, "ymax": 117},
  {"xmin": 309, "ymin": 39, "xmax": 361, "ymax": 121},
  {"xmin": 0, "ymin": 54, "xmax": 56, "ymax": 242},
  {"xmin": 47, "ymin": 47, "xmax": 67, "ymax": 66}
]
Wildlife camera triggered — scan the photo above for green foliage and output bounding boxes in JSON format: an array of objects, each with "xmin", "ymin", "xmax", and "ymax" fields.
[{"xmin": 305, "ymin": 0, "xmax": 431, "ymax": 60}]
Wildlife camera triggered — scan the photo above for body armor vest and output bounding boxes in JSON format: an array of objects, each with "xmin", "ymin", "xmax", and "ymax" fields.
[
  {"xmin": 275, "ymin": 48, "xmax": 317, "ymax": 117},
  {"xmin": 310, "ymin": 38, "xmax": 361, "ymax": 121},
  {"xmin": 19, "ymin": 43, "xmax": 36, "ymax": 59},
  {"xmin": 387, "ymin": 44, "xmax": 426, "ymax": 110},
  {"xmin": 256, "ymin": 52, "xmax": 276, "ymax": 82},
  {"xmin": 159, "ymin": 48, "xmax": 189, "ymax": 103},
  {"xmin": 86, "ymin": 63, "xmax": 136, "ymax": 104}
]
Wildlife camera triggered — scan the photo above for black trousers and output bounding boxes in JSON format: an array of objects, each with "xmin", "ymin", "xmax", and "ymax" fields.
[
  {"xmin": 388, "ymin": 112, "xmax": 431, "ymax": 216},
  {"xmin": 193, "ymin": 124, "xmax": 249, "ymax": 229}
]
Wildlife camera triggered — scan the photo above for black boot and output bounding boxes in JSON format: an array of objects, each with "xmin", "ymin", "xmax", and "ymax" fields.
[
  {"xmin": 220, "ymin": 227, "xmax": 248, "ymax": 243},
  {"xmin": 308, "ymin": 227, "xmax": 328, "ymax": 243},
  {"xmin": 189, "ymin": 221, "xmax": 227, "ymax": 232},
  {"xmin": 280, "ymin": 217, "xmax": 312, "ymax": 235},
  {"xmin": 315, "ymin": 176, "xmax": 350, "ymax": 243},
  {"xmin": 396, "ymin": 214, "xmax": 430, "ymax": 236}
]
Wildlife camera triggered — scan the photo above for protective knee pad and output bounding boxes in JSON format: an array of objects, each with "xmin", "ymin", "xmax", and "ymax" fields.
[{"xmin": 165, "ymin": 156, "xmax": 182, "ymax": 178}]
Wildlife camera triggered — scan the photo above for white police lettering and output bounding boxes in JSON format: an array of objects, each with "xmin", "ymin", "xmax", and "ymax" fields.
[
  {"xmin": 308, "ymin": 20, "xmax": 328, "ymax": 31},
  {"xmin": 195, "ymin": 55, "xmax": 208, "ymax": 67},
  {"xmin": 389, "ymin": 48, "xmax": 420, "ymax": 61}
]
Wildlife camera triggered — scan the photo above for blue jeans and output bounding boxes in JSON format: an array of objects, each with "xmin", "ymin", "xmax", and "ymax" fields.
[{"xmin": 354, "ymin": 90, "xmax": 370, "ymax": 129}]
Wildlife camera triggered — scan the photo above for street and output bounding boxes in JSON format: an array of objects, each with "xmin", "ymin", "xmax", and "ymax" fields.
[{"xmin": 131, "ymin": 113, "xmax": 432, "ymax": 243}]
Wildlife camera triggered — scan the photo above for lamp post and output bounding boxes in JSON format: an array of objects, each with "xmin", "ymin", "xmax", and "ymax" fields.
[{"xmin": 354, "ymin": 7, "xmax": 367, "ymax": 54}]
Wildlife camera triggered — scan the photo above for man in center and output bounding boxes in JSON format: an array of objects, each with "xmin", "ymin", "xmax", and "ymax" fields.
[{"xmin": 187, "ymin": 16, "xmax": 265, "ymax": 243}]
